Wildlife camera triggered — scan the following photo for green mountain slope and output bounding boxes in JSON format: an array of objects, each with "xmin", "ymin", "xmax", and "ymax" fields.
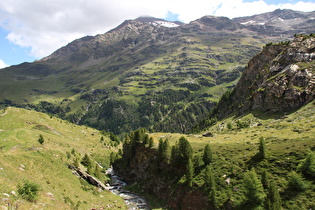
[
  {"xmin": 0, "ymin": 10, "xmax": 314, "ymax": 134},
  {"xmin": 0, "ymin": 107, "xmax": 125, "ymax": 209}
]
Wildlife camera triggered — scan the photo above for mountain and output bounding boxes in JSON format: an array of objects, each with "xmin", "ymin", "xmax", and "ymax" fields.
[
  {"xmin": 110, "ymin": 35, "xmax": 315, "ymax": 209},
  {"xmin": 197, "ymin": 34, "xmax": 315, "ymax": 130},
  {"xmin": 233, "ymin": 9, "xmax": 315, "ymax": 37},
  {"xmin": 0, "ymin": 9, "xmax": 314, "ymax": 134}
]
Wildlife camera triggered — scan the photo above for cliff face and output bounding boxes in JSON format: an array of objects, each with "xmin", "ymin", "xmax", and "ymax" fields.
[{"xmin": 220, "ymin": 35, "xmax": 315, "ymax": 117}]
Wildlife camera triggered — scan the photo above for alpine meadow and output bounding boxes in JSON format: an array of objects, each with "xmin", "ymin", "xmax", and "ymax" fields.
[{"xmin": 0, "ymin": 8, "xmax": 315, "ymax": 210}]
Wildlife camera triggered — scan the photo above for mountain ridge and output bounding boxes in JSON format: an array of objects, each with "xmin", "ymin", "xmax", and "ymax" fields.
[{"xmin": 0, "ymin": 9, "xmax": 314, "ymax": 134}]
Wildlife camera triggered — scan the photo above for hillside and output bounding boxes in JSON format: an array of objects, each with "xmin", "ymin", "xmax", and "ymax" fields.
[
  {"xmin": 112, "ymin": 99, "xmax": 315, "ymax": 209},
  {"xmin": 0, "ymin": 107, "xmax": 125, "ymax": 209},
  {"xmin": 1, "ymin": 9, "xmax": 314, "ymax": 134},
  {"xmin": 108, "ymin": 35, "xmax": 315, "ymax": 209}
]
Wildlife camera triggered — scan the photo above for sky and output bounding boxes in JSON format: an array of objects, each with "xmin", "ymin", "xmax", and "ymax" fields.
[{"xmin": 0, "ymin": 0, "xmax": 315, "ymax": 69}]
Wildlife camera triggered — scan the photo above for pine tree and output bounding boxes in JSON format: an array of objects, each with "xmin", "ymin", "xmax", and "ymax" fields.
[
  {"xmin": 261, "ymin": 169, "xmax": 270, "ymax": 189},
  {"xmin": 87, "ymin": 164, "xmax": 94, "ymax": 175},
  {"xmin": 148, "ymin": 137, "xmax": 154, "ymax": 148},
  {"xmin": 94, "ymin": 164, "xmax": 102, "ymax": 179},
  {"xmin": 298, "ymin": 150, "xmax": 315, "ymax": 177},
  {"xmin": 203, "ymin": 144, "xmax": 212, "ymax": 165},
  {"xmin": 243, "ymin": 168, "xmax": 266, "ymax": 208},
  {"xmin": 259, "ymin": 137, "xmax": 266, "ymax": 159},
  {"xmin": 186, "ymin": 158, "xmax": 194, "ymax": 187},
  {"xmin": 204, "ymin": 164, "xmax": 216, "ymax": 191},
  {"xmin": 163, "ymin": 139, "xmax": 171, "ymax": 164},
  {"xmin": 81, "ymin": 154, "xmax": 92, "ymax": 167},
  {"xmin": 178, "ymin": 136, "xmax": 193, "ymax": 166},
  {"xmin": 266, "ymin": 182, "xmax": 282, "ymax": 210}
]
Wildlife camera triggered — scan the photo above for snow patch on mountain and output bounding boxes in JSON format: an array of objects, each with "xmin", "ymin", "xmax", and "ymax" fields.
[
  {"xmin": 151, "ymin": 21, "xmax": 180, "ymax": 28},
  {"xmin": 240, "ymin": 20, "xmax": 265, "ymax": 25}
]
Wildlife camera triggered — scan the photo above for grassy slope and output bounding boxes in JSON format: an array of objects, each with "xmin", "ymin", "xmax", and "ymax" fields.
[
  {"xmin": 149, "ymin": 100, "xmax": 315, "ymax": 209},
  {"xmin": 0, "ymin": 107, "xmax": 125, "ymax": 209}
]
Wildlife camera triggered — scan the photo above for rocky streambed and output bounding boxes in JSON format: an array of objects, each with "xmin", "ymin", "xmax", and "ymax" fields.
[{"xmin": 105, "ymin": 167, "xmax": 150, "ymax": 210}]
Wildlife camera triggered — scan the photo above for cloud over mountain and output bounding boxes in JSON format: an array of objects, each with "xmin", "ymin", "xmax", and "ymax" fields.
[{"xmin": 0, "ymin": 0, "xmax": 314, "ymax": 58}]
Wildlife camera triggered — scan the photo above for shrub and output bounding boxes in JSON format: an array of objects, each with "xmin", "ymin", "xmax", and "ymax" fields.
[
  {"xmin": 38, "ymin": 134, "xmax": 44, "ymax": 145},
  {"xmin": 18, "ymin": 180, "xmax": 40, "ymax": 202}
]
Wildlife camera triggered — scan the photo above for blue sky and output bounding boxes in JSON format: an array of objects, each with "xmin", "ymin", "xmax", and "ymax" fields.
[{"xmin": 0, "ymin": 0, "xmax": 315, "ymax": 69}]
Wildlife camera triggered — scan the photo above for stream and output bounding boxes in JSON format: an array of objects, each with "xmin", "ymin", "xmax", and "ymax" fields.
[{"xmin": 105, "ymin": 167, "xmax": 150, "ymax": 210}]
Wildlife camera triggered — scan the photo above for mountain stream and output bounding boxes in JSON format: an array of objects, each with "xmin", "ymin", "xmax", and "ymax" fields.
[{"xmin": 105, "ymin": 167, "xmax": 150, "ymax": 210}]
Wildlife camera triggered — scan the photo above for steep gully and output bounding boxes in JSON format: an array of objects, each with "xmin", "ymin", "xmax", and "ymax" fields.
[{"xmin": 105, "ymin": 167, "xmax": 150, "ymax": 210}]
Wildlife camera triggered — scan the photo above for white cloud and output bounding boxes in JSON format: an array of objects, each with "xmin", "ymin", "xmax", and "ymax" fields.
[
  {"xmin": 0, "ymin": 59, "xmax": 8, "ymax": 69},
  {"xmin": 0, "ymin": 0, "xmax": 314, "ymax": 58}
]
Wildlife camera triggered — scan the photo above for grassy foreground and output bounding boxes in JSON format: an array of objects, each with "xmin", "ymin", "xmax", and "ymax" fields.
[{"xmin": 0, "ymin": 107, "xmax": 125, "ymax": 209}]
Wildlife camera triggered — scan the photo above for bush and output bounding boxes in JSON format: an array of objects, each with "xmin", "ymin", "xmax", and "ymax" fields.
[
  {"xmin": 18, "ymin": 180, "xmax": 40, "ymax": 202},
  {"xmin": 38, "ymin": 134, "xmax": 44, "ymax": 145}
]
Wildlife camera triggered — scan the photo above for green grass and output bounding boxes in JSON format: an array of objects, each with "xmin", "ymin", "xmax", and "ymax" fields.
[
  {"xmin": 148, "ymin": 100, "xmax": 315, "ymax": 209},
  {"xmin": 0, "ymin": 107, "xmax": 126, "ymax": 209}
]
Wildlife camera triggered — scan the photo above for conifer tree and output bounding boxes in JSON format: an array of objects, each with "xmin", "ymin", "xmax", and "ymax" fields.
[
  {"xmin": 243, "ymin": 168, "xmax": 266, "ymax": 208},
  {"xmin": 204, "ymin": 165, "xmax": 216, "ymax": 191},
  {"xmin": 87, "ymin": 164, "xmax": 94, "ymax": 175},
  {"xmin": 266, "ymin": 182, "xmax": 282, "ymax": 210},
  {"xmin": 259, "ymin": 137, "xmax": 266, "ymax": 159},
  {"xmin": 163, "ymin": 139, "xmax": 171, "ymax": 164},
  {"xmin": 94, "ymin": 164, "xmax": 102, "ymax": 179},
  {"xmin": 81, "ymin": 154, "xmax": 92, "ymax": 167},
  {"xmin": 261, "ymin": 169, "xmax": 270, "ymax": 189},
  {"xmin": 148, "ymin": 137, "xmax": 154, "ymax": 148},
  {"xmin": 203, "ymin": 144, "xmax": 212, "ymax": 165},
  {"xmin": 186, "ymin": 158, "xmax": 194, "ymax": 187},
  {"xmin": 298, "ymin": 150, "xmax": 315, "ymax": 177}
]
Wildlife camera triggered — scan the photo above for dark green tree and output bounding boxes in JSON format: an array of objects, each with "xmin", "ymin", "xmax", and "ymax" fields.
[
  {"xmin": 266, "ymin": 182, "xmax": 282, "ymax": 210},
  {"xmin": 148, "ymin": 137, "xmax": 154, "ymax": 148},
  {"xmin": 298, "ymin": 150, "xmax": 315, "ymax": 177},
  {"xmin": 186, "ymin": 158, "xmax": 194, "ymax": 187},
  {"xmin": 259, "ymin": 137, "xmax": 266, "ymax": 159},
  {"xmin": 288, "ymin": 171, "xmax": 308, "ymax": 191},
  {"xmin": 261, "ymin": 169, "xmax": 270, "ymax": 189},
  {"xmin": 94, "ymin": 164, "xmax": 102, "ymax": 179},
  {"xmin": 81, "ymin": 154, "xmax": 92, "ymax": 167},
  {"xmin": 243, "ymin": 169, "xmax": 266, "ymax": 208},
  {"xmin": 87, "ymin": 164, "xmax": 94, "ymax": 175},
  {"xmin": 204, "ymin": 165, "xmax": 216, "ymax": 191},
  {"xmin": 38, "ymin": 134, "xmax": 44, "ymax": 145},
  {"xmin": 203, "ymin": 144, "xmax": 212, "ymax": 165}
]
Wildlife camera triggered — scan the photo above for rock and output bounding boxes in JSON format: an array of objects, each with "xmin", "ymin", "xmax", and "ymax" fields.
[
  {"xmin": 202, "ymin": 132, "xmax": 213, "ymax": 137},
  {"xmin": 2, "ymin": 193, "xmax": 9, "ymax": 197}
]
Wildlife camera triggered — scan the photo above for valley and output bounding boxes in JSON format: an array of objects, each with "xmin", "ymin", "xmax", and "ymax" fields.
[{"xmin": 0, "ymin": 9, "xmax": 314, "ymax": 210}]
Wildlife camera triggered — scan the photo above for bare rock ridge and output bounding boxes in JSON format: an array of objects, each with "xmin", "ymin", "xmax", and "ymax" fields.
[{"xmin": 216, "ymin": 34, "xmax": 315, "ymax": 119}]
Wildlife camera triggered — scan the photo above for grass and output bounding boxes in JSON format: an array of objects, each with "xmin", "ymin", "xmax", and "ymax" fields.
[
  {"xmin": 0, "ymin": 107, "xmax": 126, "ymax": 209},
  {"xmin": 148, "ymin": 100, "xmax": 315, "ymax": 209}
]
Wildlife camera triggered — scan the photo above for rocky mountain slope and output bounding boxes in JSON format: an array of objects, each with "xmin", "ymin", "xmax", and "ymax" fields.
[
  {"xmin": 0, "ymin": 9, "xmax": 314, "ymax": 134},
  {"xmin": 197, "ymin": 34, "xmax": 315, "ymax": 130}
]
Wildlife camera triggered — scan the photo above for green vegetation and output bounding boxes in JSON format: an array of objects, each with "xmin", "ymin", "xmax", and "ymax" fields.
[
  {"xmin": 0, "ymin": 107, "xmax": 125, "ymax": 209},
  {"xmin": 111, "ymin": 99, "xmax": 315, "ymax": 209},
  {"xmin": 17, "ymin": 180, "xmax": 41, "ymax": 202}
]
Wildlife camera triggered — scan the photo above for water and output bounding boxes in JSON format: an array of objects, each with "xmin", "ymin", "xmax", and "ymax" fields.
[{"xmin": 105, "ymin": 167, "xmax": 150, "ymax": 210}]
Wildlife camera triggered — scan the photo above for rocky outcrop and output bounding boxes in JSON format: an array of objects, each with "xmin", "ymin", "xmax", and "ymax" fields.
[{"xmin": 216, "ymin": 35, "xmax": 315, "ymax": 118}]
